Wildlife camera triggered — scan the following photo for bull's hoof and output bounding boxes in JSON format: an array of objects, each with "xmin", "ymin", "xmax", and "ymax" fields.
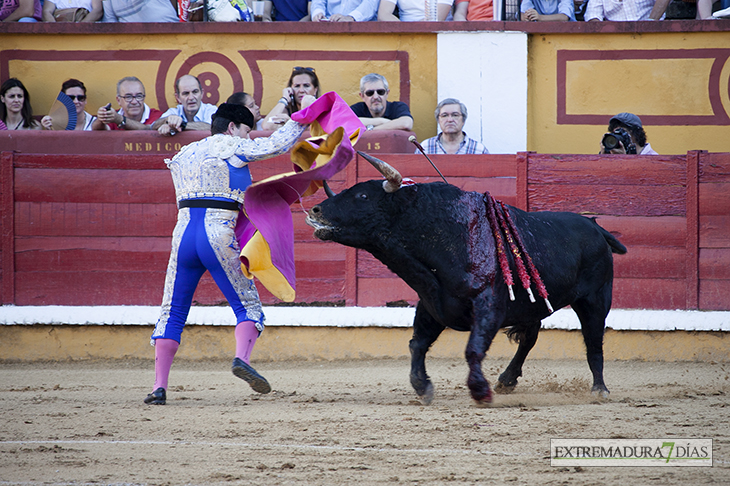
[
  {"xmin": 591, "ymin": 385, "xmax": 610, "ymax": 399},
  {"xmin": 470, "ymin": 387, "xmax": 493, "ymax": 406},
  {"xmin": 416, "ymin": 382, "xmax": 434, "ymax": 405},
  {"xmin": 494, "ymin": 381, "xmax": 516, "ymax": 394}
]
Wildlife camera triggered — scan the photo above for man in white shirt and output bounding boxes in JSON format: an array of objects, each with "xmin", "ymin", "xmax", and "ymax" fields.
[
  {"xmin": 152, "ymin": 75, "xmax": 218, "ymax": 136},
  {"xmin": 378, "ymin": 0, "xmax": 456, "ymax": 21}
]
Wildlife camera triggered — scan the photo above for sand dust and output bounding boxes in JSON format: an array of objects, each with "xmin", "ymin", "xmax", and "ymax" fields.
[{"xmin": 1, "ymin": 358, "xmax": 729, "ymax": 485}]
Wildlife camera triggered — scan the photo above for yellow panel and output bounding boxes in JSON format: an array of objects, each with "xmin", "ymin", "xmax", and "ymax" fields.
[
  {"xmin": 9, "ymin": 60, "xmax": 163, "ymax": 118},
  {"xmin": 0, "ymin": 33, "xmax": 437, "ymax": 140},
  {"xmin": 566, "ymin": 59, "xmax": 715, "ymax": 116}
]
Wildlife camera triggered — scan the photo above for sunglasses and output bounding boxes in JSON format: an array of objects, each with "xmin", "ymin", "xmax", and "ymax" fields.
[
  {"xmin": 364, "ymin": 89, "xmax": 386, "ymax": 97},
  {"xmin": 67, "ymin": 94, "xmax": 86, "ymax": 102},
  {"xmin": 293, "ymin": 66, "xmax": 315, "ymax": 73}
]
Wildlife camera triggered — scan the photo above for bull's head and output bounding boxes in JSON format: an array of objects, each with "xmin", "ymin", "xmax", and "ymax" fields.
[{"xmin": 306, "ymin": 152, "xmax": 405, "ymax": 245}]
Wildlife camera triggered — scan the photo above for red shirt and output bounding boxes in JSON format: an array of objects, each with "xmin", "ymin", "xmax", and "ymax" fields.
[{"xmin": 108, "ymin": 107, "xmax": 163, "ymax": 130}]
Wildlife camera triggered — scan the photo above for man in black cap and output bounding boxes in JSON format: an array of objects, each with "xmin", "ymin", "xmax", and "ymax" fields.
[
  {"xmin": 600, "ymin": 112, "xmax": 658, "ymax": 155},
  {"xmin": 145, "ymin": 97, "xmax": 315, "ymax": 405}
]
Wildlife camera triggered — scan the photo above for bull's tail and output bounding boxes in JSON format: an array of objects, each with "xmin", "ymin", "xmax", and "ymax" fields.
[{"xmin": 591, "ymin": 218, "xmax": 627, "ymax": 254}]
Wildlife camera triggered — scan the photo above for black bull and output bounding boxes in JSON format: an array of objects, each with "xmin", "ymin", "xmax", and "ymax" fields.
[{"xmin": 305, "ymin": 155, "xmax": 626, "ymax": 405}]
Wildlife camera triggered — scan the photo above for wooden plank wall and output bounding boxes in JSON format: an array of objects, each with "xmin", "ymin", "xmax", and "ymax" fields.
[
  {"xmin": 699, "ymin": 152, "xmax": 730, "ymax": 310},
  {"xmin": 350, "ymin": 153, "xmax": 518, "ymax": 307},
  {"xmin": 524, "ymin": 153, "xmax": 691, "ymax": 310},
  {"xmin": 2, "ymin": 151, "xmax": 728, "ymax": 311}
]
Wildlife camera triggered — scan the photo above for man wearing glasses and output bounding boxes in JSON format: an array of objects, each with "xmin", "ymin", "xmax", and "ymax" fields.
[
  {"xmin": 417, "ymin": 98, "xmax": 489, "ymax": 154},
  {"xmin": 349, "ymin": 73, "xmax": 413, "ymax": 132},
  {"xmin": 93, "ymin": 77, "xmax": 163, "ymax": 131}
]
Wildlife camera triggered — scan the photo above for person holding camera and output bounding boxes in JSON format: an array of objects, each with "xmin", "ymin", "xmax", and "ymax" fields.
[{"xmin": 600, "ymin": 112, "xmax": 658, "ymax": 155}]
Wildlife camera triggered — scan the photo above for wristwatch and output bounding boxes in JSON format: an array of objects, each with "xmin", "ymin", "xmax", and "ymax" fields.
[
  {"xmin": 179, "ymin": 120, "xmax": 187, "ymax": 131},
  {"xmin": 119, "ymin": 115, "xmax": 127, "ymax": 128},
  {"xmin": 366, "ymin": 124, "xmax": 374, "ymax": 131}
]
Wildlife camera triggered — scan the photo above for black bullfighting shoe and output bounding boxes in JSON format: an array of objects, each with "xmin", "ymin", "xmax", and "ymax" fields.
[
  {"xmin": 144, "ymin": 387, "xmax": 166, "ymax": 405},
  {"xmin": 232, "ymin": 357, "xmax": 271, "ymax": 394}
]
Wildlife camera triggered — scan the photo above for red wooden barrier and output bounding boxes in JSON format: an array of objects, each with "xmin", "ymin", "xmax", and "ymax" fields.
[
  {"xmin": 1, "ymin": 150, "xmax": 728, "ymax": 311},
  {"xmin": 0, "ymin": 129, "xmax": 416, "ymax": 156}
]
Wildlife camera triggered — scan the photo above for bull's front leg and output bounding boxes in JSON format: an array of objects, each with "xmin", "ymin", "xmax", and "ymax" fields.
[
  {"xmin": 466, "ymin": 299, "xmax": 504, "ymax": 405},
  {"xmin": 409, "ymin": 303, "xmax": 445, "ymax": 405}
]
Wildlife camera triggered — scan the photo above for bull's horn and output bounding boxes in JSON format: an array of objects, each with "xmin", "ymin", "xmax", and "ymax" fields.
[
  {"xmin": 357, "ymin": 151, "xmax": 402, "ymax": 193},
  {"xmin": 322, "ymin": 180, "xmax": 336, "ymax": 198}
]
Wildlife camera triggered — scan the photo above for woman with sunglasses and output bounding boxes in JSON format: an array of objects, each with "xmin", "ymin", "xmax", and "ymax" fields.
[
  {"xmin": 262, "ymin": 66, "xmax": 320, "ymax": 131},
  {"xmin": 0, "ymin": 78, "xmax": 41, "ymax": 130},
  {"xmin": 41, "ymin": 79, "xmax": 96, "ymax": 131}
]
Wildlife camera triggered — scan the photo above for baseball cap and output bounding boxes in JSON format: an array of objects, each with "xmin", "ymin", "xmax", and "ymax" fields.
[{"xmin": 610, "ymin": 112, "xmax": 643, "ymax": 130}]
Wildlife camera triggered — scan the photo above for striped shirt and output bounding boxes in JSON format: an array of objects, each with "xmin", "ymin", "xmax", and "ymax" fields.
[{"xmin": 418, "ymin": 132, "xmax": 490, "ymax": 155}]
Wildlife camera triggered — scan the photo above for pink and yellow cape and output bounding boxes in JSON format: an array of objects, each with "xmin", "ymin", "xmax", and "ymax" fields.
[{"xmin": 236, "ymin": 92, "xmax": 365, "ymax": 302}]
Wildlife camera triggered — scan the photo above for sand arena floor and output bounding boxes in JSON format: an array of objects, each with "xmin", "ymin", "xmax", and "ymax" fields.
[{"xmin": 1, "ymin": 358, "xmax": 729, "ymax": 485}]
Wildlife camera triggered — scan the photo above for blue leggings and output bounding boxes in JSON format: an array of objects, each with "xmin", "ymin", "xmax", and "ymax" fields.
[{"xmin": 152, "ymin": 207, "xmax": 264, "ymax": 343}]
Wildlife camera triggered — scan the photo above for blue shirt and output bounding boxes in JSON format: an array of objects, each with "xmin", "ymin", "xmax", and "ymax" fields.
[
  {"xmin": 419, "ymin": 132, "xmax": 490, "ymax": 155},
  {"xmin": 310, "ymin": 0, "xmax": 378, "ymax": 20},
  {"xmin": 272, "ymin": 0, "xmax": 310, "ymax": 20},
  {"xmin": 520, "ymin": 0, "xmax": 576, "ymax": 20},
  {"xmin": 161, "ymin": 103, "xmax": 218, "ymax": 124}
]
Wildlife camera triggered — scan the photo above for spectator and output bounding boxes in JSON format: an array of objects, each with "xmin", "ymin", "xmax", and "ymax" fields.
[
  {"xmin": 0, "ymin": 78, "xmax": 41, "ymax": 130},
  {"xmin": 599, "ymin": 112, "xmax": 658, "ymax": 155},
  {"xmin": 41, "ymin": 78, "xmax": 96, "ymax": 131},
  {"xmin": 453, "ymin": 0, "xmax": 489, "ymax": 19},
  {"xmin": 92, "ymin": 76, "xmax": 162, "ymax": 131},
  {"xmin": 227, "ymin": 91, "xmax": 264, "ymax": 130},
  {"xmin": 520, "ymin": 0, "xmax": 575, "ymax": 20},
  {"xmin": 0, "ymin": 0, "xmax": 41, "ymax": 21},
  {"xmin": 42, "ymin": 0, "xmax": 103, "ymax": 22},
  {"xmin": 101, "ymin": 0, "xmax": 178, "ymax": 22},
  {"xmin": 349, "ymin": 73, "xmax": 413, "ymax": 132},
  {"xmin": 378, "ymin": 0, "xmax": 455, "ymax": 21},
  {"xmin": 152, "ymin": 74, "xmax": 216, "ymax": 136},
  {"xmin": 417, "ymin": 98, "xmax": 489, "ymax": 154},
  {"xmin": 311, "ymin": 0, "xmax": 378, "ymax": 21},
  {"xmin": 262, "ymin": 66, "xmax": 320, "ymax": 131},
  {"xmin": 585, "ymin": 0, "xmax": 669, "ymax": 20},
  {"xmin": 696, "ymin": 0, "xmax": 730, "ymax": 18},
  {"xmin": 260, "ymin": 0, "xmax": 310, "ymax": 20}
]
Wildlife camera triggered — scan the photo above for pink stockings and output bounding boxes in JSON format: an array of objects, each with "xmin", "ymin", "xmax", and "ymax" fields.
[
  {"xmin": 234, "ymin": 320, "xmax": 260, "ymax": 365},
  {"xmin": 151, "ymin": 321, "xmax": 260, "ymax": 391},
  {"xmin": 152, "ymin": 338, "xmax": 179, "ymax": 391}
]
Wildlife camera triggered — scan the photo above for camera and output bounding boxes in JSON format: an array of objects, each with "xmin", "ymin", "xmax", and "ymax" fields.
[{"xmin": 602, "ymin": 127, "xmax": 636, "ymax": 154}]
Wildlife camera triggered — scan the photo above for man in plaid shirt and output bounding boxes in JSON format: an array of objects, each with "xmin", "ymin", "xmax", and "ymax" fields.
[
  {"xmin": 417, "ymin": 98, "xmax": 489, "ymax": 155},
  {"xmin": 585, "ymin": 0, "xmax": 669, "ymax": 20}
]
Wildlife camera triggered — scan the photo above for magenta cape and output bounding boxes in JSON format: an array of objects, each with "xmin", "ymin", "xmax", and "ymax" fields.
[{"xmin": 237, "ymin": 92, "xmax": 364, "ymax": 302}]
